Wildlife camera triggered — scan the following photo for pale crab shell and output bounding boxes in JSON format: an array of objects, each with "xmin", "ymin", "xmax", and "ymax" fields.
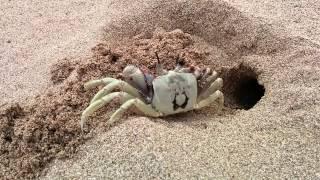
[{"xmin": 151, "ymin": 70, "xmax": 197, "ymax": 115}]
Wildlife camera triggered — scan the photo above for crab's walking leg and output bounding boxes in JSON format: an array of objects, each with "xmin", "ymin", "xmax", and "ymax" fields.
[
  {"xmin": 178, "ymin": 67, "xmax": 202, "ymax": 79},
  {"xmin": 109, "ymin": 99, "xmax": 162, "ymax": 124},
  {"xmin": 198, "ymin": 78, "xmax": 223, "ymax": 101},
  {"xmin": 81, "ymin": 92, "xmax": 134, "ymax": 130},
  {"xmin": 90, "ymin": 80, "xmax": 141, "ymax": 104},
  {"xmin": 206, "ymin": 71, "xmax": 218, "ymax": 84},
  {"xmin": 201, "ymin": 68, "xmax": 212, "ymax": 80},
  {"xmin": 195, "ymin": 90, "xmax": 224, "ymax": 109},
  {"xmin": 84, "ymin": 77, "xmax": 117, "ymax": 90},
  {"xmin": 178, "ymin": 67, "xmax": 192, "ymax": 73}
]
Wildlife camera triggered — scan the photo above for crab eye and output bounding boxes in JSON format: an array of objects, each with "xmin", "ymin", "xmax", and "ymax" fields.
[{"xmin": 129, "ymin": 77, "xmax": 133, "ymax": 81}]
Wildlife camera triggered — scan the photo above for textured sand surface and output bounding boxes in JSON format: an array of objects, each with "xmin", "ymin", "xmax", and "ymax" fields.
[
  {"xmin": 1, "ymin": 0, "xmax": 320, "ymax": 179},
  {"xmin": 0, "ymin": 0, "xmax": 111, "ymax": 104},
  {"xmin": 225, "ymin": 0, "xmax": 320, "ymax": 44}
]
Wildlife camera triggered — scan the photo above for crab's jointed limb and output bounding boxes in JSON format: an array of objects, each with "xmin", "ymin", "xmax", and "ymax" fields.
[
  {"xmin": 195, "ymin": 90, "xmax": 224, "ymax": 109},
  {"xmin": 81, "ymin": 91, "xmax": 135, "ymax": 130},
  {"xmin": 198, "ymin": 78, "xmax": 223, "ymax": 102},
  {"xmin": 109, "ymin": 99, "xmax": 162, "ymax": 124},
  {"xmin": 83, "ymin": 77, "xmax": 116, "ymax": 90},
  {"xmin": 88, "ymin": 79, "xmax": 141, "ymax": 104}
]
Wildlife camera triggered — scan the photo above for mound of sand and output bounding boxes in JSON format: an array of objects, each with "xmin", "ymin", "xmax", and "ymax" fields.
[
  {"xmin": 1, "ymin": 0, "xmax": 319, "ymax": 179},
  {"xmin": 0, "ymin": 27, "xmax": 230, "ymax": 179}
]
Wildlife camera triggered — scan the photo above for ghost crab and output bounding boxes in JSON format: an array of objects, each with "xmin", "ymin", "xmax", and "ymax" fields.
[{"xmin": 81, "ymin": 53, "xmax": 224, "ymax": 130}]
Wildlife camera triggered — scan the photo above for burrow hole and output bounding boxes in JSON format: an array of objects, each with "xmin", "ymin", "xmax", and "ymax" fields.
[{"xmin": 221, "ymin": 64, "xmax": 265, "ymax": 110}]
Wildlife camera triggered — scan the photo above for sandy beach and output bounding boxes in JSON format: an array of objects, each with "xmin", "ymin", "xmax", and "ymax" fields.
[{"xmin": 1, "ymin": 0, "xmax": 319, "ymax": 179}]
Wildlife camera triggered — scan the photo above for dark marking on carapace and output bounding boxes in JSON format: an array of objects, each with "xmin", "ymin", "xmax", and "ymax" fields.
[{"xmin": 172, "ymin": 92, "xmax": 189, "ymax": 111}]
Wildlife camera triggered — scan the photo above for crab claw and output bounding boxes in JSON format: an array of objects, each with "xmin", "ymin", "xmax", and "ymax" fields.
[{"xmin": 122, "ymin": 65, "xmax": 155, "ymax": 99}]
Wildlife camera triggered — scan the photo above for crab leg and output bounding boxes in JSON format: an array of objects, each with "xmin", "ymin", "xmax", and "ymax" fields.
[
  {"xmin": 178, "ymin": 67, "xmax": 192, "ymax": 73},
  {"xmin": 81, "ymin": 92, "xmax": 134, "ymax": 130},
  {"xmin": 195, "ymin": 90, "xmax": 224, "ymax": 109},
  {"xmin": 201, "ymin": 68, "xmax": 212, "ymax": 80},
  {"xmin": 178, "ymin": 66, "xmax": 202, "ymax": 79},
  {"xmin": 198, "ymin": 78, "xmax": 223, "ymax": 101},
  {"xmin": 109, "ymin": 99, "xmax": 162, "ymax": 124},
  {"xmin": 84, "ymin": 77, "xmax": 117, "ymax": 90},
  {"xmin": 90, "ymin": 80, "xmax": 141, "ymax": 104},
  {"xmin": 205, "ymin": 71, "xmax": 218, "ymax": 84}
]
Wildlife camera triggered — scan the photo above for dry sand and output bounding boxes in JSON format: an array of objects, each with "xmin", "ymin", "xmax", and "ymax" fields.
[
  {"xmin": 0, "ymin": 0, "xmax": 111, "ymax": 104},
  {"xmin": 1, "ymin": 0, "xmax": 320, "ymax": 179}
]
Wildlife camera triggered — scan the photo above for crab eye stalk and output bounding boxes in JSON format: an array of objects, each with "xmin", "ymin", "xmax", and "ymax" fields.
[
  {"xmin": 154, "ymin": 52, "xmax": 168, "ymax": 75},
  {"xmin": 155, "ymin": 52, "xmax": 161, "ymax": 64}
]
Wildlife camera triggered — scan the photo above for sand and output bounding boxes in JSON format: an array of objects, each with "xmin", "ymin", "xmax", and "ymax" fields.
[
  {"xmin": 1, "ymin": 0, "xmax": 320, "ymax": 179},
  {"xmin": 0, "ymin": 0, "xmax": 111, "ymax": 104}
]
